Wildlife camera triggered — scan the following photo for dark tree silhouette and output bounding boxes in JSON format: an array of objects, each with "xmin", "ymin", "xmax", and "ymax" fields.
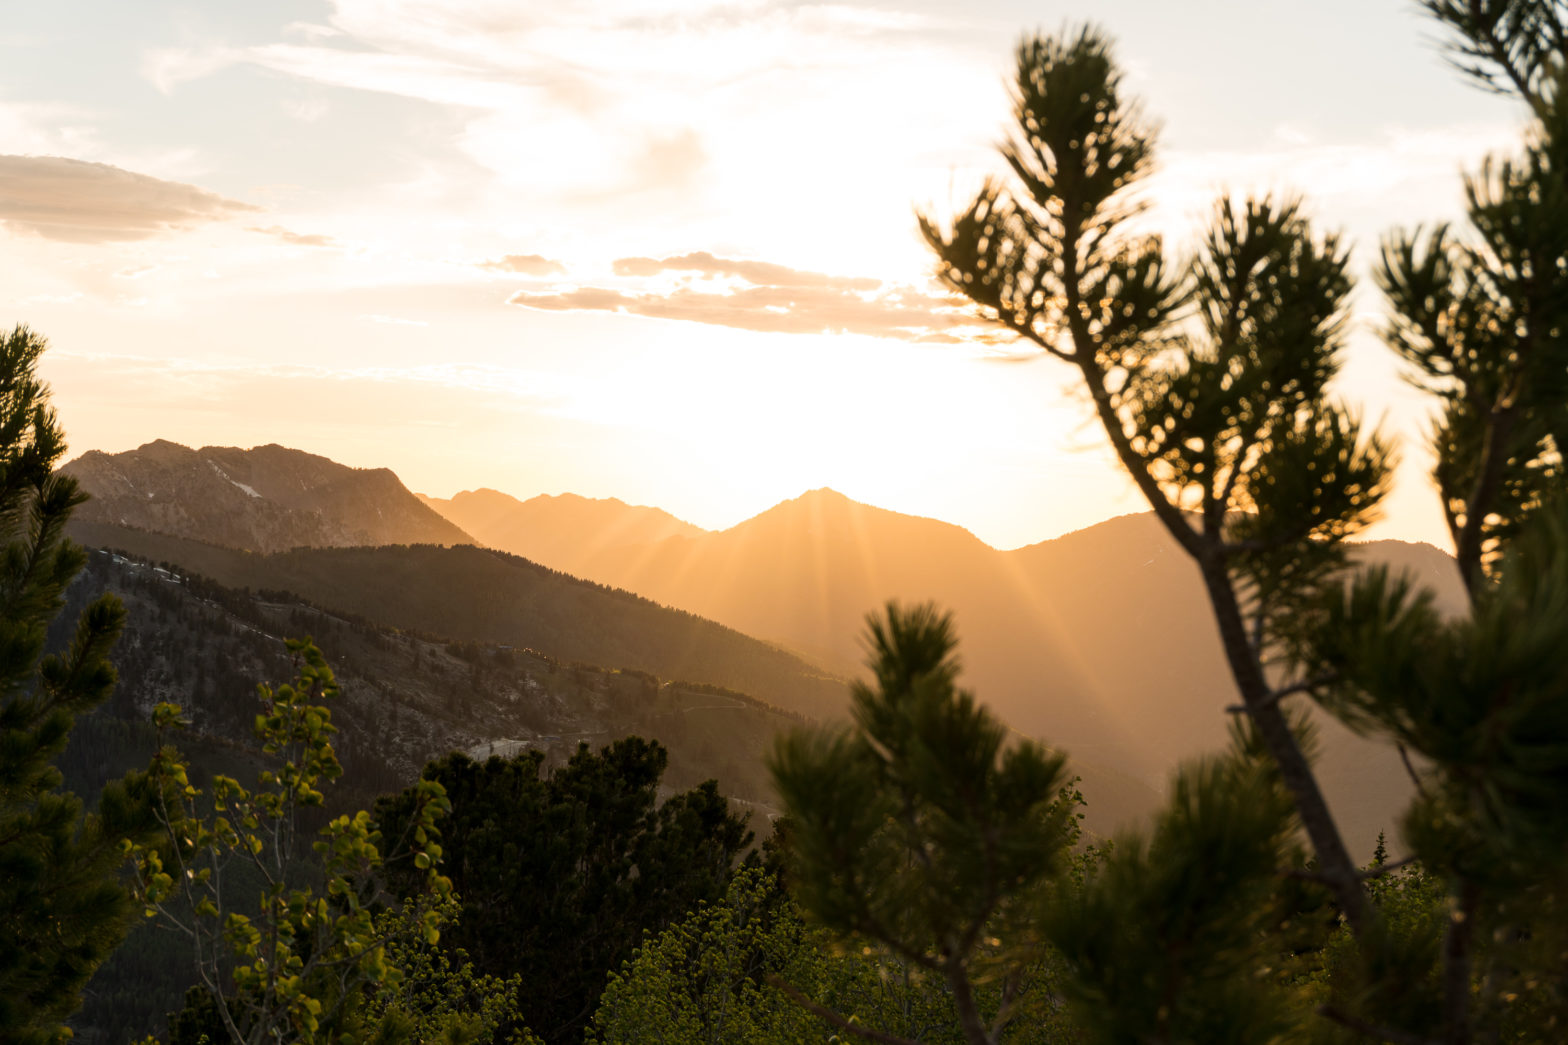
[
  {"xmin": 376, "ymin": 737, "xmax": 752, "ymax": 1045},
  {"xmin": 0, "ymin": 325, "xmax": 160, "ymax": 1043}
]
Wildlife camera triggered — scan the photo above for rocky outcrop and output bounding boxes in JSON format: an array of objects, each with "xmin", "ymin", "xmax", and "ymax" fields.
[{"xmin": 60, "ymin": 440, "xmax": 473, "ymax": 552}]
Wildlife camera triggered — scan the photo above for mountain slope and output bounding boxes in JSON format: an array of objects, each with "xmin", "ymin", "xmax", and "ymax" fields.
[
  {"xmin": 517, "ymin": 488, "xmax": 1158, "ymax": 770},
  {"xmin": 54, "ymin": 546, "xmax": 815, "ymax": 1044},
  {"xmin": 420, "ymin": 488, "xmax": 706, "ymax": 574},
  {"xmin": 61, "ymin": 440, "xmax": 472, "ymax": 552},
  {"xmin": 440, "ymin": 488, "xmax": 1467, "ymax": 858},
  {"xmin": 65, "ymin": 519, "xmax": 848, "ymax": 721}
]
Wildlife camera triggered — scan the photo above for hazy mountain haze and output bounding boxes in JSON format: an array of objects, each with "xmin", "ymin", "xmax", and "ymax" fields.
[
  {"xmin": 423, "ymin": 479, "xmax": 1467, "ymax": 857},
  {"xmin": 420, "ymin": 488, "xmax": 708, "ymax": 575}
]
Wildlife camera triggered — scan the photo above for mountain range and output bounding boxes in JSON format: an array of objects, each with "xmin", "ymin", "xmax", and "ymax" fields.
[
  {"xmin": 60, "ymin": 440, "xmax": 1467, "ymax": 858},
  {"xmin": 421, "ymin": 484, "xmax": 1464, "ymax": 857}
]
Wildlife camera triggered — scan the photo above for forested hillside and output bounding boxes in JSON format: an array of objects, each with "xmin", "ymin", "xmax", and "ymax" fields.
[
  {"xmin": 65, "ymin": 519, "xmax": 849, "ymax": 719},
  {"xmin": 55, "ymin": 547, "xmax": 806, "ymax": 1041},
  {"xmin": 56, "ymin": 540, "xmax": 1160, "ymax": 1041}
]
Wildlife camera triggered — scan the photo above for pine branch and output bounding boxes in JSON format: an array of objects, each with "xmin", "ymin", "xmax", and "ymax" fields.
[
  {"xmin": 1398, "ymin": 743, "xmax": 1433, "ymax": 802},
  {"xmin": 1318, "ymin": 1004, "xmax": 1436, "ymax": 1045},
  {"xmin": 765, "ymin": 975, "xmax": 925, "ymax": 1045},
  {"xmin": 1225, "ymin": 672, "xmax": 1336, "ymax": 715}
]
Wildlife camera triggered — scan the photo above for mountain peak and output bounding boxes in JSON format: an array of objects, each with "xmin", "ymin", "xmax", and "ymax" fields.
[
  {"xmin": 133, "ymin": 438, "xmax": 198, "ymax": 463},
  {"xmin": 61, "ymin": 440, "xmax": 471, "ymax": 552}
]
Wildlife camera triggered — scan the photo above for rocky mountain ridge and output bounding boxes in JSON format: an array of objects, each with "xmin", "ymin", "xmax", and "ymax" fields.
[{"xmin": 61, "ymin": 440, "xmax": 472, "ymax": 552}]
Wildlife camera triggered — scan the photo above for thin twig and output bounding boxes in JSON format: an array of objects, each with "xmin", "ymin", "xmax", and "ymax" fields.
[
  {"xmin": 1225, "ymin": 672, "xmax": 1336, "ymax": 715},
  {"xmin": 1399, "ymin": 743, "xmax": 1433, "ymax": 802},
  {"xmin": 1317, "ymin": 1005, "xmax": 1435, "ymax": 1045},
  {"xmin": 1280, "ymin": 855, "xmax": 1416, "ymax": 886},
  {"xmin": 766, "ymin": 975, "xmax": 924, "ymax": 1045},
  {"xmin": 1363, "ymin": 855, "xmax": 1417, "ymax": 880}
]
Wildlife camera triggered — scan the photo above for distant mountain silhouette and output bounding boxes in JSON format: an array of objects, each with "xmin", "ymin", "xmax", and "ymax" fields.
[
  {"xmin": 429, "ymin": 486, "xmax": 1141, "ymax": 767},
  {"xmin": 419, "ymin": 488, "xmax": 706, "ymax": 573},
  {"xmin": 61, "ymin": 440, "xmax": 472, "ymax": 552},
  {"xmin": 427, "ymin": 486, "xmax": 1467, "ymax": 859}
]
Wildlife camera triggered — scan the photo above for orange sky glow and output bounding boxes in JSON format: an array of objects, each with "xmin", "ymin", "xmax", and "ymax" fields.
[{"xmin": 0, "ymin": 0, "xmax": 1528, "ymax": 550}]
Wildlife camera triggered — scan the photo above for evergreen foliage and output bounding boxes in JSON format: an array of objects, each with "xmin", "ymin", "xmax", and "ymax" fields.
[
  {"xmin": 0, "ymin": 324, "xmax": 160, "ymax": 1043},
  {"xmin": 770, "ymin": 603, "xmax": 1080, "ymax": 1045},
  {"xmin": 375, "ymin": 738, "xmax": 752, "ymax": 1045},
  {"xmin": 590, "ymin": 866, "xmax": 1072, "ymax": 1045},
  {"xmin": 1044, "ymin": 755, "xmax": 1298, "ymax": 1042}
]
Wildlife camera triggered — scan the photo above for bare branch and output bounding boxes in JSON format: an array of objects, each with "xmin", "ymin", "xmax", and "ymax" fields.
[
  {"xmin": 1280, "ymin": 854, "xmax": 1416, "ymax": 886},
  {"xmin": 1363, "ymin": 855, "xmax": 1417, "ymax": 880}
]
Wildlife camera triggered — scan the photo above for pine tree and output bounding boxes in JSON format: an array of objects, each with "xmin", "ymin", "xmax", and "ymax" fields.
[
  {"xmin": 775, "ymin": 2, "xmax": 1568, "ymax": 1042},
  {"xmin": 0, "ymin": 324, "xmax": 158, "ymax": 1043},
  {"xmin": 920, "ymin": 25, "xmax": 1389, "ymax": 933},
  {"xmin": 770, "ymin": 603, "xmax": 1081, "ymax": 1045},
  {"xmin": 375, "ymin": 738, "xmax": 752, "ymax": 1045}
]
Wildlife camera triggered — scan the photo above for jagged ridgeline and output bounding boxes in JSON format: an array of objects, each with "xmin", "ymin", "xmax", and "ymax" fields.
[{"xmin": 61, "ymin": 440, "xmax": 474, "ymax": 552}]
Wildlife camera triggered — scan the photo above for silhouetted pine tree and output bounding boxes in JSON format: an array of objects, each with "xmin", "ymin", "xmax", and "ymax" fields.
[
  {"xmin": 771, "ymin": 603, "xmax": 1081, "ymax": 1045},
  {"xmin": 775, "ymin": 2, "xmax": 1568, "ymax": 1042},
  {"xmin": 0, "ymin": 325, "xmax": 159, "ymax": 1043}
]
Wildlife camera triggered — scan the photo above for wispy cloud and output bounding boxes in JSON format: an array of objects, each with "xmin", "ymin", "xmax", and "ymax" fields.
[
  {"xmin": 508, "ymin": 250, "xmax": 977, "ymax": 341},
  {"xmin": 142, "ymin": 44, "xmax": 241, "ymax": 95},
  {"xmin": 481, "ymin": 253, "xmax": 566, "ymax": 276},
  {"xmin": 132, "ymin": 0, "xmax": 972, "ymax": 230},
  {"xmin": 248, "ymin": 224, "xmax": 338, "ymax": 247},
  {"xmin": 612, "ymin": 251, "xmax": 881, "ymax": 291},
  {"xmin": 0, "ymin": 156, "xmax": 257, "ymax": 242}
]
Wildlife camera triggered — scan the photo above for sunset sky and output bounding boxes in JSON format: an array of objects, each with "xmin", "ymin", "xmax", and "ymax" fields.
[{"xmin": 1, "ymin": 0, "xmax": 1524, "ymax": 549}]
